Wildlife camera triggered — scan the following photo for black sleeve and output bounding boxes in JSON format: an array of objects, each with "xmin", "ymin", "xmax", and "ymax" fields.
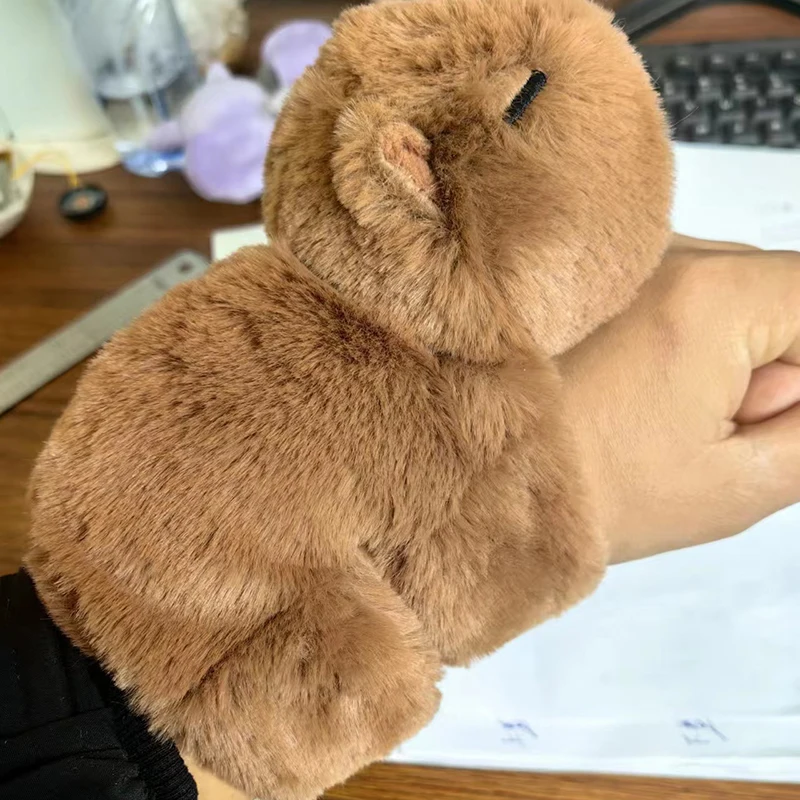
[{"xmin": 0, "ymin": 569, "xmax": 197, "ymax": 800}]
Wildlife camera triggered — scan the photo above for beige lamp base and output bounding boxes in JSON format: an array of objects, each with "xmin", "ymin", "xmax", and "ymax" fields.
[{"xmin": 15, "ymin": 134, "xmax": 120, "ymax": 176}]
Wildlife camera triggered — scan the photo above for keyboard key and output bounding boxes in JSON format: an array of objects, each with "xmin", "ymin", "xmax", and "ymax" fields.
[
  {"xmin": 768, "ymin": 130, "xmax": 797, "ymax": 147},
  {"xmin": 707, "ymin": 51, "xmax": 734, "ymax": 73},
  {"xmin": 721, "ymin": 119, "xmax": 748, "ymax": 140},
  {"xmin": 731, "ymin": 129, "xmax": 762, "ymax": 146},
  {"xmin": 759, "ymin": 117, "xmax": 797, "ymax": 147},
  {"xmin": 741, "ymin": 51, "xmax": 768, "ymax": 73},
  {"xmin": 669, "ymin": 99, "xmax": 699, "ymax": 123},
  {"xmin": 751, "ymin": 97, "xmax": 783, "ymax": 125},
  {"xmin": 777, "ymin": 48, "xmax": 800, "ymax": 69},
  {"xmin": 661, "ymin": 77, "xmax": 690, "ymax": 103},
  {"xmin": 766, "ymin": 72, "xmax": 795, "ymax": 101},
  {"xmin": 722, "ymin": 121, "xmax": 764, "ymax": 145},
  {"xmin": 669, "ymin": 52, "xmax": 697, "ymax": 76},
  {"xmin": 673, "ymin": 123, "xmax": 693, "ymax": 142},
  {"xmin": 788, "ymin": 96, "xmax": 800, "ymax": 124},
  {"xmin": 766, "ymin": 116, "xmax": 788, "ymax": 133},
  {"xmin": 675, "ymin": 97, "xmax": 697, "ymax": 114},
  {"xmin": 714, "ymin": 97, "xmax": 747, "ymax": 124},
  {"xmin": 677, "ymin": 112, "xmax": 714, "ymax": 142},
  {"xmin": 695, "ymin": 74, "xmax": 726, "ymax": 103},
  {"xmin": 731, "ymin": 73, "xmax": 760, "ymax": 101},
  {"xmin": 693, "ymin": 126, "xmax": 724, "ymax": 144},
  {"xmin": 776, "ymin": 65, "xmax": 800, "ymax": 84}
]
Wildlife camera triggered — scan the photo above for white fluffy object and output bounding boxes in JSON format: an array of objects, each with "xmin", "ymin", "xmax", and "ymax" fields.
[{"xmin": 173, "ymin": 0, "xmax": 248, "ymax": 68}]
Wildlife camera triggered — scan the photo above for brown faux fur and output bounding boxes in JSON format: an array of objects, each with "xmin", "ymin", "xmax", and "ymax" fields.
[{"xmin": 24, "ymin": 0, "xmax": 672, "ymax": 798}]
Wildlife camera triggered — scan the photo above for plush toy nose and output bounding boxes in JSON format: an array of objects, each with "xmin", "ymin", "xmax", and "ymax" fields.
[{"xmin": 504, "ymin": 70, "xmax": 548, "ymax": 125}]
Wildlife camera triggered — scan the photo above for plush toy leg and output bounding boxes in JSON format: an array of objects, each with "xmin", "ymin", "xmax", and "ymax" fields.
[
  {"xmin": 390, "ymin": 441, "xmax": 606, "ymax": 666},
  {"xmin": 27, "ymin": 540, "xmax": 441, "ymax": 799},
  {"xmin": 147, "ymin": 565, "xmax": 442, "ymax": 800}
]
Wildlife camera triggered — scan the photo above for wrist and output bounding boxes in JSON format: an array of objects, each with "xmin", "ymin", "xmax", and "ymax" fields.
[{"xmin": 559, "ymin": 363, "xmax": 624, "ymax": 564}]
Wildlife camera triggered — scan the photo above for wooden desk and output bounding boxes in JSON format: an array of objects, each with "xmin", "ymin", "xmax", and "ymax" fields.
[{"xmin": 3, "ymin": 2, "xmax": 800, "ymax": 799}]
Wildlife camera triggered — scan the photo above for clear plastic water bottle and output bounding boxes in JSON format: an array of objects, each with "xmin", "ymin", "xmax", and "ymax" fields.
[{"xmin": 58, "ymin": 0, "xmax": 200, "ymax": 177}]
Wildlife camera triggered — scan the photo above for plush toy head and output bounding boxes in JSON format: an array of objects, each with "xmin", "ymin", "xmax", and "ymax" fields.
[{"xmin": 265, "ymin": 0, "xmax": 672, "ymax": 361}]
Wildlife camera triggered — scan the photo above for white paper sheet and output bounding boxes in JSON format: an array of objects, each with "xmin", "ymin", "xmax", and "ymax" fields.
[
  {"xmin": 387, "ymin": 143, "xmax": 800, "ymax": 781},
  {"xmin": 210, "ymin": 223, "xmax": 267, "ymax": 261},
  {"xmin": 671, "ymin": 142, "xmax": 800, "ymax": 250}
]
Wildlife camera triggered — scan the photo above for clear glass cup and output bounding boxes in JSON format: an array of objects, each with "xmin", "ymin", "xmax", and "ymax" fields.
[{"xmin": 58, "ymin": 0, "xmax": 201, "ymax": 177}]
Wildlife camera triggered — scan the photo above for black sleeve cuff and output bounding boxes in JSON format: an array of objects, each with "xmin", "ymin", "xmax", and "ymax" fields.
[{"xmin": 0, "ymin": 569, "xmax": 197, "ymax": 800}]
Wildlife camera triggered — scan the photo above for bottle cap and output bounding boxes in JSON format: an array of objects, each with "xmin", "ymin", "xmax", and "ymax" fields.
[{"xmin": 59, "ymin": 184, "xmax": 108, "ymax": 221}]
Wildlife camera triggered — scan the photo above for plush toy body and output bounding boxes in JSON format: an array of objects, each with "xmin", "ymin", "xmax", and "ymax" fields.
[{"xmin": 25, "ymin": 1, "xmax": 672, "ymax": 798}]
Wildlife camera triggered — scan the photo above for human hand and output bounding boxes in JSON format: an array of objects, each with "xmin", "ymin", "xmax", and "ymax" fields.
[
  {"xmin": 560, "ymin": 235, "xmax": 800, "ymax": 563},
  {"xmin": 187, "ymin": 756, "xmax": 248, "ymax": 800}
]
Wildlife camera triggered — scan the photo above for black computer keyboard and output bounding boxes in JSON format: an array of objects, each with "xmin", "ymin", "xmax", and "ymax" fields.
[{"xmin": 639, "ymin": 39, "xmax": 800, "ymax": 148}]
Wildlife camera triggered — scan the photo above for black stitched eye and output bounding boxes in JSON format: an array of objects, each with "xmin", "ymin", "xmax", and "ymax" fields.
[{"xmin": 504, "ymin": 70, "xmax": 548, "ymax": 125}]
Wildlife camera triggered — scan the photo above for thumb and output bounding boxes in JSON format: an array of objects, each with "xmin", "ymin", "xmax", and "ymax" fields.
[
  {"xmin": 736, "ymin": 362, "xmax": 800, "ymax": 424},
  {"xmin": 730, "ymin": 402, "xmax": 800, "ymax": 521}
]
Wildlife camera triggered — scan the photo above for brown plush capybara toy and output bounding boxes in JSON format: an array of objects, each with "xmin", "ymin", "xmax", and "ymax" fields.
[{"xmin": 24, "ymin": 0, "xmax": 672, "ymax": 797}]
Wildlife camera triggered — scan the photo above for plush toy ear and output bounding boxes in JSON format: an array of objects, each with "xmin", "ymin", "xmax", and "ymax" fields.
[
  {"xmin": 378, "ymin": 122, "xmax": 436, "ymax": 205},
  {"xmin": 332, "ymin": 99, "xmax": 440, "ymax": 230}
]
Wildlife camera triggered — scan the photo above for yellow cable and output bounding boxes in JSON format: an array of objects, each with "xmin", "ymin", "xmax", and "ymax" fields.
[{"xmin": 11, "ymin": 149, "xmax": 80, "ymax": 188}]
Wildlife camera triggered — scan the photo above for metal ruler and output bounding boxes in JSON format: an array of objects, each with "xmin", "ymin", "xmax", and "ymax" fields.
[{"xmin": 0, "ymin": 250, "xmax": 210, "ymax": 417}]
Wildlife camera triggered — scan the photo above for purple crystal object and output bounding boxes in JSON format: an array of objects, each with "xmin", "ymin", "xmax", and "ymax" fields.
[{"xmin": 260, "ymin": 20, "xmax": 333, "ymax": 87}]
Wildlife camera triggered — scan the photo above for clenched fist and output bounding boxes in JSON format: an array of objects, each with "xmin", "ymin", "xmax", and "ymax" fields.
[{"xmin": 562, "ymin": 235, "xmax": 800, "ymax": 563}]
